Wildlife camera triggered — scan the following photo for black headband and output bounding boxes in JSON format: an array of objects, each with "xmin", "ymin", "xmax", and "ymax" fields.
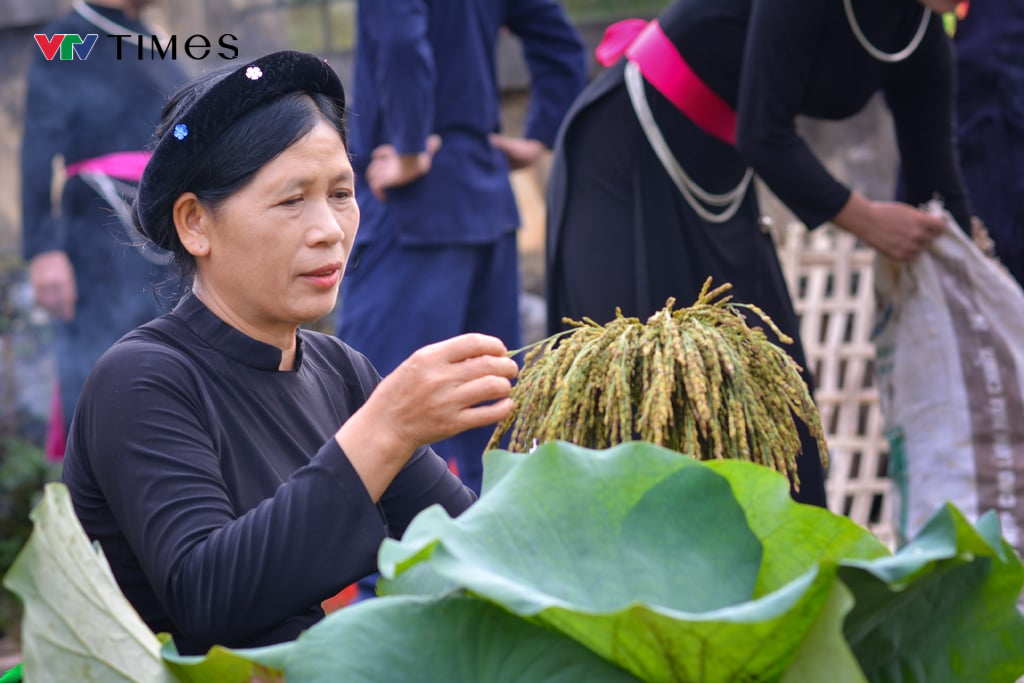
[{"xmin": 136, "ymin": 50, "xmax": 346, "ymax": 250}]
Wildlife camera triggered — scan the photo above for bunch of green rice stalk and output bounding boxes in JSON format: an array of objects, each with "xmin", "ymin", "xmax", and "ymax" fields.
[{"xmin": 487, "ymin": 279, "xmax": 828, "ymax": 485}]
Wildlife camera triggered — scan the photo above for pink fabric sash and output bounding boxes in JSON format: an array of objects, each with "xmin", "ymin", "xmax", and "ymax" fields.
[
  {"xmin": 65, "ymin": 151, "xmax": 152, "ymax": 182},
  {"xmin": 45, "ymin": 381, "xmax": 65, "ymax": 461},
  {"xmin": 596, "ymin": 19, "xmax": 738, "ymax": 146}
]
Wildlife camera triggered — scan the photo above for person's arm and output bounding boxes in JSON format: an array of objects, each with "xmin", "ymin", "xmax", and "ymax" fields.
[
  {"xmin": 491, "ymin": 0, "xmax": 588, "ymax": 169},
  {"xmin": 379, "ymin": 445, "xmax": 477, "ymax": 538},
  {"xmin": 886, "ymin": 18, "xmax": 972, "ymax": 230},
  {"xmin": 359, "ymin": 0, "xmax": 439, "ymax": 198},
  {"xmin": 734, "ymin": 0, "xmax": 852, "ymax": 230},
  {"xmin": 21, "ymin": 59, "xmax": 77, "ymax": 320},
  {"xmin": 736, "ymin": 0, "xmax": 947, "ymax": 260},
  {"xmin": 360, "ymin": 0, "xmax": 434, "ymax": 154}
]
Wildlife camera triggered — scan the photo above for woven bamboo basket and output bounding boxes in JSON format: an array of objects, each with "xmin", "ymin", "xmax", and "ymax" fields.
[{"xmin": 775, "ymin": 222, "xmax": 896, "ymax": 549}]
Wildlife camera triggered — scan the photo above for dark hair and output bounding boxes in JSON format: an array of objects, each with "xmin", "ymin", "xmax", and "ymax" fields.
[{"xmin": 133, "ymin": 55, "xmax": 348, "ymax": 279}]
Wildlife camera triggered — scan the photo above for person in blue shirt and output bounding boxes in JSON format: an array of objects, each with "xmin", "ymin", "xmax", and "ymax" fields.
[
  {"xmin": 335, "ymin": 0, "xmax": 588, "ymax": 496},
  {"xmin": 20, "ymin": 0, "xmax": 187, "ymax": 439}
]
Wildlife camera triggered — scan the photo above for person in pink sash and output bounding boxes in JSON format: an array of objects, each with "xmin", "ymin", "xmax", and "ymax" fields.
[
  {"xmin": 20, "ymin": 0, "xmax": 187, "ymax": 446},
  {"xmin": 545, "ymin": 0, "xmax": 968, "ymax": 508}
]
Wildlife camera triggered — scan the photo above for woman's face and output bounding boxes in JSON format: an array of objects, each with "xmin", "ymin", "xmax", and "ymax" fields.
[
  {"xmin": 917, "ymin": 0, "xmax": 959, "ymax": 13},
  {"xmin": 188, "ymin": 120, "xmax": 358, "ymax": 343}
]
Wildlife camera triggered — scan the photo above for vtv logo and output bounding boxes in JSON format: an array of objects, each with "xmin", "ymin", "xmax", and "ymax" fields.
[{"xmin": 34, "ymin": 34, "xmax": 99, "ymax": 60}]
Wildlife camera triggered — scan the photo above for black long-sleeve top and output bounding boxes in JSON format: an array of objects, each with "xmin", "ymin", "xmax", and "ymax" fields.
[
  {"xmin": 61, "ymin": 294, "xmax": 475, "ymax": 655},
  {"xmin": 658, "ymin": 0, "xmax": 970, "ymax": 229}
]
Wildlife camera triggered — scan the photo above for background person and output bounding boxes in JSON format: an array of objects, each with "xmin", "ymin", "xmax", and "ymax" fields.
[
  {"xmin": 335, "ymin": 0, "xmax": 588, "ymax": 496},
  {"xmin": 949, "ymin": 0, "xmax": 1024, "ymax": 285},
  {"xmin": 544, "ymin": 0, "xmax": 971, "ymax": 508},
  {"xmin": 20, "ymin": 0, "xmax": 187, "ymax": 447},
  {"xmin": 61, "ymin": 51, "xmax": 518, "ymax": 655}
]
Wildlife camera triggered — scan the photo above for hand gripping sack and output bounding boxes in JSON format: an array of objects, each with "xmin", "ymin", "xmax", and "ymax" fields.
[{"xmin": 873, "ymin": 202, "xmax": 1024, "ymax": 554}]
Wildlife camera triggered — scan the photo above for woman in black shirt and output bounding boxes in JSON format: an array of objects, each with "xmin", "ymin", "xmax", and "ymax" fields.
[
  {"xmin": 546, "ymin": 0, "xmax": 967, "ymax": 507},
  {"xmin": 60, "ymin": 51, "xmax": 518, "ymax": 655}
]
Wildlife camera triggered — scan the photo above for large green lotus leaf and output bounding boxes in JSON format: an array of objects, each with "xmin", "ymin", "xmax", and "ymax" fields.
[
  {"xmin": 839, "ymin": 505, "xmax": 1024, "ymax": 682},
  {"xmin": 390, "ymin": 442, "xmax": 764, "ymax": 613},
  {"xmin": 164, "ymin": 594, "xmax": 643, "ymax": 682},
  {"xmin": 703, "ymin": 460, "xmax": 891, "ymax": 595},
  {"xmin": 379, "ymin": 441, "xmax": 863, "ymax": 682},
  {"xmin": 2, "ymin": 483, "xmax": 177, "ymax": 683},
  {"xmin": 780, "ymin": 579, "xmax": 867, "ymax": 683},
  {"xmin": 159, "ymin": 635, "xmax": 283, "ymax": 683},
  {"xmin": 535, "ymin": 566, "xmax": 841, "ymax": 682}
]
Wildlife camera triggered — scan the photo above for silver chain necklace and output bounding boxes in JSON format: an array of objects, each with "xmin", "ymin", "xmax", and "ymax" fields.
[
  {"xmin": 843, "ymin": 0, "xmax": 932, "ymax": 63},
  {"xmin": 624, "ymin": 61, "xmax": 753, "ymax": 224}
]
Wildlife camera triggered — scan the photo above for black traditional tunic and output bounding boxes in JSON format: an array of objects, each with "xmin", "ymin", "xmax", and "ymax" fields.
[
  {"xmin": 546, "ymin": 0, "xmax": 971, "ymax": 507},
  {"xmin": 21, "ymin": 4, "xmax": 188, "ymax": 429},
  {"xmin": 61, "ymin": 294, "xmax": 475, "ymax": 655}
]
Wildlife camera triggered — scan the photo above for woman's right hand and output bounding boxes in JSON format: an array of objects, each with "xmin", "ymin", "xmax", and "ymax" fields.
[
  {"xmin": 336, "ymin": 334, "xmax": 518, "ymax": 499},
  {"xmin": 370, "ymin": 333, "xmax": 519, "ymax": 449},
  {"xmin": 834, "ymin": 192, "xmax": 945, "ymax": 262}
]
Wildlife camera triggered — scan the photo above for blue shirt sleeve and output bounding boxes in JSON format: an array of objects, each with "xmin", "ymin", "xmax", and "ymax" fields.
[
  {"xmin": 21, "ymin": 58, "xmax": 71, "ymax": 259},
  {"xmin": 503, "ymin": 0, "xmax": 588, "ymax": 147},
  {"xmin": 359, "ymin": 0, "xmax": 436, "ymax": 154}
]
